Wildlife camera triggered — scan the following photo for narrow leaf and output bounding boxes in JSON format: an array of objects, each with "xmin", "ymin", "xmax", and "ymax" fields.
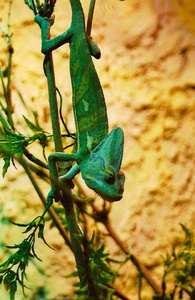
[
  {"xmin": 10, "ymin": 280, "xmax": 17, "ymax": 300},
  {"xmin": 10, "ymin": 221, "xmax": 30, "ymax": 227},
  {"xmin": 31, "ymin": 240, "xmax": 42, "ymax": 261},
  {"xmin": 64, "ymin": 271, "xmax": 78, "ymax": 279},
  {"xmin": 97, "ymin": 282, "xmax": 115, "ymax": 293},
  {"xmin": 5, "ymin": 271, "xmax": 15, "ymax": 282},
  {"xmin": 2, "ymin": 156, "xmax": 10, "ymax": 177},
  {"xmin": 38, "ymin": 224, "xmax": 54, "ymax": 250},
  {"xmin": 23, "ymin": 115, "xmax": 42, "ymax": 132},
  {"xmin": 3, "ymin": 274, "xmax": 10, "ymax": 291}
]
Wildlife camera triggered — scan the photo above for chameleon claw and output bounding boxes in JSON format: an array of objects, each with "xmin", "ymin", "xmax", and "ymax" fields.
[{"xmin": 34, "ymin": 14, "xmax": 55, "ymax": 27}]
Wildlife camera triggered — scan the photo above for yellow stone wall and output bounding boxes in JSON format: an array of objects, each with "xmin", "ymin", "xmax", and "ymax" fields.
[{"xmin": 0, "ymin": 0, "xmax": 194, "ymax": 299}]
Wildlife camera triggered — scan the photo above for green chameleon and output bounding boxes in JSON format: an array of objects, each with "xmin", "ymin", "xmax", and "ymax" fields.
[{"xmin": 35, "ymin": 0, "xmax": 125, "ymax": 202}]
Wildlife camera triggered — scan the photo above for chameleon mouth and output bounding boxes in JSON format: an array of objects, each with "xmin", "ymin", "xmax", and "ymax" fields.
[
  {"xmin": 85, "ymin": 176, "xmax": 124, "ymax": 202},
  {"xmin": 108, "ymin": 193, "xmax": 123, "ymax": 202},
  {"xmin": 96, "ymin": 190, "xmax": 123, "ymax": 202}
]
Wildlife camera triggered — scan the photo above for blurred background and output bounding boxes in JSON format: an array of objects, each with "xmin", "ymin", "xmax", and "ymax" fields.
[{"xmin": 0, "ymin": 0, "xmax": 195, "ymax": 299}]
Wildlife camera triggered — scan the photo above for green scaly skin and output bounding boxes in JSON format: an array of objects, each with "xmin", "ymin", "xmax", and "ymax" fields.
[
  {"xmin": 35, "ymin": 0, "xmax": 125, "ymax": 202},
  {"xmin": 69, "ymin": 0, "xmax": 108, "ymax": 153}
]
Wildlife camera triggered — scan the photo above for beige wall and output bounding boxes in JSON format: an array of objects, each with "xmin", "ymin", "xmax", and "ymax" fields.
[{"xmin": 0, "ymin": 0, "xmax": 194, "ymax": 299}]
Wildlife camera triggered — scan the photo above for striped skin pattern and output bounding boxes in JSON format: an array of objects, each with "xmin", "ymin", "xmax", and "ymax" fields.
[
  {"xmin": 70, "ymin": 21, "xmax": 108, "ymax": 153},
  {"xmin": 35, "ymin": 0, "xmax": 125, "ymax": 202}
]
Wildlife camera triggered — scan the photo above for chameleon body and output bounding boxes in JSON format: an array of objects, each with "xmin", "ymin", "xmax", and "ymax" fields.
[{"xmin": 35, "ymin": 0, "xmax": 125, "ymax": 202}]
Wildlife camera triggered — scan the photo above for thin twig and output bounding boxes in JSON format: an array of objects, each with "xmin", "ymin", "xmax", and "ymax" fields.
[
  {"xmin": 39, "ymin": 16, "xmax": 85, "ymax": 281},
  {"xmin": 0, "ymin": 1, "xmax": 14, "ymax": 128},
  {"xmin": 16, "ymin": 155, "xmax": 72, "ymax": 249},
  {"xmin": 103, "ymin": 214, "xmax": 163, "ymax": 295},
  {"xmin": 108, "ymin": 282, "xmax": 131, "ymax": 300},
  {"xmin": 23, "ymin": 148, "xmax": 48, "ymax": 169},
  {"xmin": 6, "ymin": 0, "xmax": 14, "ymax": 128},
  {"xmin": 87, "ymin": 0, "xmax": 96, "ymax": 37}
]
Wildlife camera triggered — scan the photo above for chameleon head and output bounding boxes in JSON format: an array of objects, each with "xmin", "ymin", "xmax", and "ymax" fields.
[{"xmin": 80, "ymin": 127, "xmax": 125, "ymax": 202}]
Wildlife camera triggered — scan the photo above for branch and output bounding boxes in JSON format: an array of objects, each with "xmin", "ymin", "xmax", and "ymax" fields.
[
  {"xmin": 16, "ymin": 155, "xmax": 72, "ymax": 249},
  {"xmin": 93, "ymin": 205, "xmax": 163, "ymax": 295}
]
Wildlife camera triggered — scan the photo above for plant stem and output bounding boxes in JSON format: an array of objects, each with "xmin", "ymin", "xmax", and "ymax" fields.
[
  {"xmin": 0, "ymin": 142, "xmax": 71, "ymax": 247},
  {"xmin": 104, "ymin": 217, "xmax": 163, "ymax": 295},
  {"xmin": 6, "ymin": 1, "xmax": 14, "ymax": 127},
  {"xmin": 108, "ymin": 283, "xmax": 131, "ymax": 300},
  {"xmin": 92, "ymin": 204, "xmax": 163, "ymax": 296},
  {"xmin": 60, "ymin": 185, "xmax": 85, "ymax": 281},
  {"xmin": 43, "ymin": 22, "xmax": 85, "ymax": 283},
  {"xmin": 16, "ymin": 155, "xmax": 72, "ymax": 249},
  {"xmin": 23, "ymin": 148, "xmax": 48, "ymax": 169},
  {"xmin": 0, "ymin": 0, "xmax": 15, "ymax": 129},
  {"xmin": 44, "ymin": 54, "xmax": 63, "ymax": 153},
  {"xmin": 87, "ymin": 0, "xmax": 96, "ymax": 37}
]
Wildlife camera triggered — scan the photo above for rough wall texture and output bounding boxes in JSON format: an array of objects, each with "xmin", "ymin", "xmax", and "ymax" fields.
[{"xmin": 0, "ymin": 0, "xmax": 194, "ymax": 299}]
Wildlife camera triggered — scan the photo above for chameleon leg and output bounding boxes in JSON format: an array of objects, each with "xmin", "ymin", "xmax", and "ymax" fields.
[
  {"xmin": 48, "ymin": 152, "xmax": 80, "ymax": 202},
  {"xmin": 34, "ymin": 15, "xmax": 73, "ymax": 53},
  {"xmin": 61, "ymin": 163, "xmax": 80, "ymax": 179},
  {"xmin": 87, "ymin": 36, "xmax": 101, "ymax": 59}
]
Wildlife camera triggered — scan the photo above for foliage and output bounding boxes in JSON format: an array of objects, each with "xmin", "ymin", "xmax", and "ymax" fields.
[
  {"xmin": 0, "ymin": 1, "xmax": 123, "ymax": 299},
  {"xmin": 154, "ymin": 224, "xmax": 195, "ymax": 300},
  {"xmin": 0, "ymin": 112, "xmax": 51, "ymax": 176},
  {"xmin": 0, "ymin": 213, "xmax": 53, "ymax": 300},
  {"xmin": 70, "ymin": 232, "xmax": 119, "ymax": 299},
  {"xmin": 0, "ymin": 1, "xmax": 194, "ymax": 300}
]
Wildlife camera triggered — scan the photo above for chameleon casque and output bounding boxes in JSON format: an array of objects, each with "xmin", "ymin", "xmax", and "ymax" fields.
[{"xmin": 35, "ymin": 0, "xmax": 125, "ymax": 202}]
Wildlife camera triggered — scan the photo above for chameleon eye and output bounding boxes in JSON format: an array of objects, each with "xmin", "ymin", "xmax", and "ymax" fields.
[{"xmin": 104, "ymin": 169, "xmax": 115, "ymax": 185}]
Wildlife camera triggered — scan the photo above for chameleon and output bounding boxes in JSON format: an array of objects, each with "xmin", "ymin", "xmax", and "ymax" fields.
[{"xmin": 34, "ymin": 0, "xmax": 125, "ymax": 202}]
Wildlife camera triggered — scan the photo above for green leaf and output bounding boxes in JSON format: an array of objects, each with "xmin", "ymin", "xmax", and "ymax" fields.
[
  {"xmin": 23, "ymin": 222, "xmax": 36, "ymax": 234},
  {"xmin": 38, "ymin": 223, "xmax": 54, "ymax": 250},
  {"xmin": 31, "ymin": 239, "xmax": 42, "ymax": 261},
  {"xmin": 89, "ymin": 231, "xmax": 95, "ymax": 245},
  {"xmin": 6, "ymin": 244, "xmax": 20, "ymax": 249},
  {"xmin": 23, "ymin": 115, "xmax": 43, "ymax": 132},
  {"xmin": 33, "ymin": 111, "xmax": 42, "ymax": 129},
  {"xmin": 180, "ymin": 223, "xmax": 191, "ymax": 238},
  {"xmin": 75, "ymin": 283, "xmax": 88, "ymax": 295},
  {"xmin": 10, "ymin": 220, "xmax": 32, "ymax": 227},
  {"xmin": 75, "ymin": 234, "xmax": 85, "ymax": 245},
  {"xmin": 5, "ymin": 271, "xmax": 16, "ymax": 282},
  {"xmin": 4, "ymin": 274, "xmax": 11, "ymax": 291},
  {"xmin": 19, "ymin": 262, "xmax": 26, "ymax": 272},
  {"xmin": 0, "ymin": 255, "xmax": 15, "ymax": 270},
  {"xmin": 64, "ymin": 271, "xmax": 78, "ymax": 279},
  {"xmin": 2, "ymin": 156, "xmax": 10, "ymax": 177},
  {"xmin": 97, "ymin": 282, "xmax": 115, "ymax": 293},
  {"xmin": 10, "ymin": 280, "xmax": 17, "ymax": 300}
]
